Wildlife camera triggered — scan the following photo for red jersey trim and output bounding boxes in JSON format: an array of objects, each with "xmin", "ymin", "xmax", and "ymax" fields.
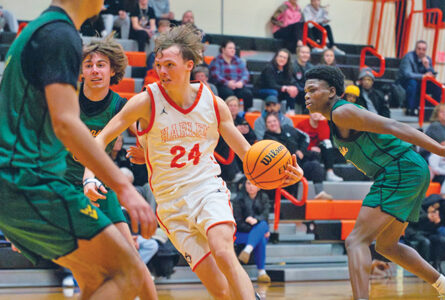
[
  {"xmin": 145, "ymin": 145, "xmax": 154, "ymax": 192},
  {"xmin": 156, "ymin": 81, "xmax": 203, "ymax": 115},
  {"xmin": 192, "ymin": 251, "xmax": 212, "ymax": 271},
  {"xmin": 156, "ymin": 209, "xmax": 169, "ymax": 235},
  {"xmin": 211, "ymin": 90, "xmax": 221, "ymax": 127},
  {"xmin": 136, "ymin": 86, "xmax": 156, "ymax": 136}
]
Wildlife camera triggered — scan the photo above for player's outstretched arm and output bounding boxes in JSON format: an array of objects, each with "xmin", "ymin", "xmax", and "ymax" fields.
[
  {"xmin": 332, "ymin": 104, "xmax": 445, "ymax": 156},
  {"xmin": 215, "ymin": 96, "xmax": 251, "ymax": 159},
  {"xmin": 46, "ymin": 85, "xmax": 155, "ymax": 238}
]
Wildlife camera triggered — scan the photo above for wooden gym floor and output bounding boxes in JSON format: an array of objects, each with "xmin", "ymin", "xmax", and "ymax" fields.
[{"xmin": 0, "ymin": 277, "xmax": 439, "ymax": 299}]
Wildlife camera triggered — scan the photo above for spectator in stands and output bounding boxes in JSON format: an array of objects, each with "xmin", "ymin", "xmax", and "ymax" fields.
[
  {"xmin": 101, "ymin": 0, "xmax": 130, "ymax": 39},
  {"xmin": 297, "ymin": 112, "xmax": 344, "ymax": 182},
  {"xmin": 192, "ymin": 65, "xmax": 218, "ymax": 96},
  {"xmin": 319, "ymin": 48, "xmax": 336, "ymax": 66},
  {"xmin": 209, "ymin": 40, "xmax": 253, "ymax": 111},
  {"xmin": 397, "ymin": 40, "xmax": 442, "ymax": 116},
  {"xmin": 294, "ymin": 45, "xmax": 314, "ymax": 113},
  {"xmin": 263, "ymin": 112, "xmax": 333, "ymax": 199},
  {"xmin": 426, "ymin": 104, "xmax": 445, "ymax": 145},
  {"xmin": 234, "ymin": 179, "xmax": 271, "ymax": 283},
  {"xmin": 129, "ymin": 0, "xmax": 156, "ymax": 51},
  {"xmin": 257, "ymin": 49, "xmax": 298, "ymax": 114},
  {"xmin": 404, "ymin": 207, "xmax": 433, "ymax": 268},
  {"xmin": 303, "ymin": 0, "xmax": 345, "ymax": 55},
  {"xmin": 0, "ymin": 6, "xmax": 18, "ymax": 33},
  {"xmin": 270, "ymin": 0, "xmax": 304, "ymax": 52},
  {"xmin": 253, "ymin": 95, "xmax": 293, "ymax": 140},
  {"xmin": 344, "ymin": 84, "xmax": 360, "ymax": 103},
  {"xmin": 181, "ymin": 10, "xmax": 210, "ymax": 44},
  {"xmin": 80, "ymin": 15, "xmax": 106, "ymax": 37},
  {"xmin": 357, "ymin": 68, "xmax": 390, "ymax": 118},
  {"xmin": 145, "ymin": 18, "xmax": 171, "ymax": 72},
  {"xmin": 149, "ymin": 0, "xmax": 176, "ymax": 24},
  {"xmin": 429, "ymin": 141, "xmax": 445, "ymax": 194},
  {"xmin": 215, "ymin": 96, "xmax": 256, "ymax": 182}
]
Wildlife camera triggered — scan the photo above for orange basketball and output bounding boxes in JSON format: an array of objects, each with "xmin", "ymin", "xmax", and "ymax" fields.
[{"xmin": 243, "ymin": 140, "xmax": 294, "ymax": 190}]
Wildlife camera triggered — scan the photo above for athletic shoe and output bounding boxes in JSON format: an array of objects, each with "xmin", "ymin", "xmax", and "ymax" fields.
[
  {"xmin": 332, "ymin": 46, "xmax": 346, "ymax": 56},
  {"xmin": 257, "ymin": 273, "xmax": 271, "ymax": 283},
  {"xmin": 62, "ymin": 275, "xmax": 75, "ymax": 288},
  {"xmin": 238, "ymin": 250, "xmax": 251, "ymax": 264},
  {"xmin": 326, "ymin": 170, "xmax": 343, "ymax": 182},
  {"xmin": 314, "ymin": 191, "xmax": 333, "ymax": 200}
]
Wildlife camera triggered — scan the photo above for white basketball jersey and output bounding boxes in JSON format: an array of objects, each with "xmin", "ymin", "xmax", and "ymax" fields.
[{"xmin": 137, "ymin": 82, "xmax": 222, "ymax": 201}]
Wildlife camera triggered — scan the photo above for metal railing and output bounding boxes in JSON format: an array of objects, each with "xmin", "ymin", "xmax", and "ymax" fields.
[
  {"xmin": 418, "ymin": 76, "xmax": 445, "ymax": 128},
  {"xmin": 360, "ymin": 47, "xmax": 386, "ymax": 77},
  {"xmin": 273, "ymin": 177, "xmax": 308, "ymax": 231},
  {"xmin": 303, "ymin": 21, "xmax": 327, "ymax": 49}
]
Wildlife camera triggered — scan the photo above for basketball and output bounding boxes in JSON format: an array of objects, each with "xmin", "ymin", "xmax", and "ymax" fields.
[{"xmin": 243, "ymin": 140, "xmax": 295, "ymax": 190}]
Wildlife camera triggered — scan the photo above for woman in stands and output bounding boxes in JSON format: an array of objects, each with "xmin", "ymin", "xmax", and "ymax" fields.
[
  {"xmin": 233, "ymin": 179, "xmax": 271, "ymax": 283},
  {"xmin": 319, "ymin": 48, "xmax": 336, "ymax": 66},
  {"xmin": 256, "ymin": 49, "xmax": 299, "ymax": 114},
  {"xmin": 263, "ymin": 112, "xmax": 333, "ymax": 200},
  {"xmin": 270, "ymin": 0, "xmax": 304, "ymax": 52},
  {"xmin": 304, "ymin": 65, "xmax": 445, "ymax": 300}
]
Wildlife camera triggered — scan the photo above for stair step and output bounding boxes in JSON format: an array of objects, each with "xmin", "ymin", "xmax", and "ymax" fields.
[
  {"xmin": 0, "ymin": 269, "xmax": 59, "ymax": 288},
  {"xmin": 266, "ymin": 255, "xmax": 347, "ymax": 265},
  {"xmin": 266, "ymin": 244, "xmax": 333, "ymax": 257},
  {"xmin": 268, "ymin": 265, "xmax": 349, "ymax": 282},
  {"xmin": 278, "ymin": 233, "xmax": 315, "ymax": 242}
]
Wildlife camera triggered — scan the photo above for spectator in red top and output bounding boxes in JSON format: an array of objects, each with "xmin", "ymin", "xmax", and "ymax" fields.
[
  {"xmin": 297, "ymin": 112, "xmax": 344, "ymax": 181},
  {"xmin": 271, "ymin": 0, "xmax": 304, "ymax": 52},
  {"xmin": 209, "ymin": 40, "xmax": 253, "ymax": 111}
]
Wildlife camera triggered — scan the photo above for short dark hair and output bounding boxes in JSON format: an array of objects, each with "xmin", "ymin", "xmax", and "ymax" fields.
[{"xmin": 305, "ymin": 65, "xmax": 345, "ymax": 96}]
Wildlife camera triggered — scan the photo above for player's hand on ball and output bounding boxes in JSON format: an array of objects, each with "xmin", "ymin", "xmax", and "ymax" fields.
[
  {"xmin": 126, "ymin": 146, "xmax": 145, "ymax": 165},
  {"xmin": 282, "ymin": 154, "xmax": 304, "ymax": 187}
]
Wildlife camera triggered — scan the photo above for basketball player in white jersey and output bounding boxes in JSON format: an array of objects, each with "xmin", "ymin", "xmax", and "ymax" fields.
[{"xmin": 84, "ymin": 24, "xmax": 302, "ymax": 300}]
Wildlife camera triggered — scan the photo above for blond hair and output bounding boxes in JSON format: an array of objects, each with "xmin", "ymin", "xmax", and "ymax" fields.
[
  {"xmin": 225, "ymin": 96, "xmax": 240, "ymax": 106},
  {"xmin": 430, "ymin": 103, "xmax": 445, "ymax": 122},
  {"xmin": 82, "ymin": 33, "xmax": 128, "ymax": 85},
  {"xmin": 154, "ymin": 24, "xmax": 204, "ymax": 66}
]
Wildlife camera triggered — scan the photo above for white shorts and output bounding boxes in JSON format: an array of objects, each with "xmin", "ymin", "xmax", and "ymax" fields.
[{"xmin": 155, "ymin": 177, "xmax": 236, "ymax": 270}]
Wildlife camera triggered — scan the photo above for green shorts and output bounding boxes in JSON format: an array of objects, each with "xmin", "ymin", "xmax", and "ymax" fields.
[
  {"xmin": 363, "ymin": 149, "xmax": 430, "ymax": 223},
  {"xmin": 73, "ymin": 185, "xmax": 126, "ymax": 224},
  {"xmin": 0, "ymin": 168, "xmax": 112, "ymax": 264}
]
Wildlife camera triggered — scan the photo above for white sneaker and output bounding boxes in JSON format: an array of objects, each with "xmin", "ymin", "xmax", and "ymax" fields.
[
  {"xmin": 312, "ymin": 46, "xmax": 327, "ymax": 54},
  {"xmin": 62, "ymin": 275, "xmax": 75, "ymax": 287},
  {"xmin": 332, "ymin": 46, "xmax": 346, "ymax": 56},
  {"xmin": 314, "ymin": 191, "xmax": 333, "ymax": 200},
  {"xmin": 326, "ymin": 170, "xmax": 343, "ymax": 182}
]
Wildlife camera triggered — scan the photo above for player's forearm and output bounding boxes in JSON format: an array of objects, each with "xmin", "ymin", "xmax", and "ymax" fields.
[{"xmin": 55, "ymin": 116, "xmax": 131, "ymax": 193}]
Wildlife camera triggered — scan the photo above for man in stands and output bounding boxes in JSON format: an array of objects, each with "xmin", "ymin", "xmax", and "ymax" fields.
[{"xmin": 397, "ymin": 40, "xmax": 441, "ymax": 116}]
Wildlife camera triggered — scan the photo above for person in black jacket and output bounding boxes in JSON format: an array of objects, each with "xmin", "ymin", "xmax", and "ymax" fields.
[
  {"xmin": 233, "ymin": 179, "xmax": 271, "ymax": 283},
  {"xmin": 294, "ymin": 45, "xmax": 314, "ymax": 114},
  {"xmin": 357, "ymin": 68, "xmax": 390, "ymax": 118},
  {"xmin": 263, "ymin": 112, "xmax": 332, "ymax": 199},
  {"xmin": 257, "ymin": 49, "xmax": 298, "ymax": 114}
]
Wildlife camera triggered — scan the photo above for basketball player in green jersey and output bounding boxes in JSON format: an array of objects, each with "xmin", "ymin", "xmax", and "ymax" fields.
[
  {"xmin": 64, "ymin": 35, "xmax": 157, "ymax": 299},
  {"xmin": 304, "ymin": 65, "xmax": 445, "ymax": 300},
  {"xmin": 0, "ymin": 1, "xmax": 156, "ymax": 299}
]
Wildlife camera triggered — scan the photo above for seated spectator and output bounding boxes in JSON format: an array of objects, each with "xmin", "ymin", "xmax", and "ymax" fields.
[
  {"xmin": 214, "ymin": 96, "xmax": 256, "ymax": 182},
  {"xmin": 181, "ymin": 10, "xmax": 210, "ymax": 44},
  {"xmin": 234, "ymin": 179, "xmax": 271, "ymax": 283},
  {"xmin": 256, "ymin": 49, "xmax": 298, "ymax": 114},
  {"xmin": 149, "ymin": 0, "xmax": 176, "ymax": 25},
  {"xmin": 129, "ymin": 0, "xmax": 156, "ymax": 51},
  {"xmin": 209, "ymin": 40, "xmax": 253, "ymax": 111},
  {"xmin": 297, "ymin": 112, "xmax": 344, "ymax": 182},
  {"xmin": 294, "ymin": 45, "xmax": 314, "ymax": 113},
  {"xmin": 253, "ymin": 95, "xmax": 293, "ymax": 140},
  {"xmin": 319, "ymin": 48, "xmax": 336, "ymax": 66},
  {"xmin": 101, "ymin": 0, "xmax": 130, "ymax": 39},
  {"xmin": 397, "ymin": 40, "xmax": 442, "ymax": 116},
  {"xmin": 270, "ymin": 0, "xmax": 304, "ymax": 52},
  {"xmin": 192, "ymin": 65, "xmax": 218, "ymax": 96},
  {"xmin": 80, "ymin": 15, "xmax": 106, "ymax": 37},
  {"xmin": 0, "ymin": 7, "xmax": 18, "ymax": 33},
  {"xmin": 263, "ymin": 112, "xmax": 332, "ymax": 199},
  {"xmin": 356, "ymin": 68, "xmax": 390, "ymax": 118},
  {"xmin": 426, "ymin": 104, "xmax": 445, "ymax": 143},
  {"xmin": 303, "ymin": 0, "xmax": 345, "ymax": 55},
  {"xmin": 344, "ymin": 84, "xmax": 360, "ymax": 103}
]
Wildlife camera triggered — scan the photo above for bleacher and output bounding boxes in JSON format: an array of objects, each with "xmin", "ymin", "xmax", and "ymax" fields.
[{"xmin": 0, "ymin": 28, "xmax": 438, "ymax": 286}]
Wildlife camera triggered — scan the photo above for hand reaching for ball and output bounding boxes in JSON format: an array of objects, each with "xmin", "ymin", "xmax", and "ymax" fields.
[{"xmin": 282, "ymin": 154, "xmax": 304, "ymax": 187}]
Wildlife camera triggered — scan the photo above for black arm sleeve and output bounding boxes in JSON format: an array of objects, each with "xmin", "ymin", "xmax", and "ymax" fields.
[{"xmin": 22, "ymin": 21, "xmax": 82, "ymax": 91}]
